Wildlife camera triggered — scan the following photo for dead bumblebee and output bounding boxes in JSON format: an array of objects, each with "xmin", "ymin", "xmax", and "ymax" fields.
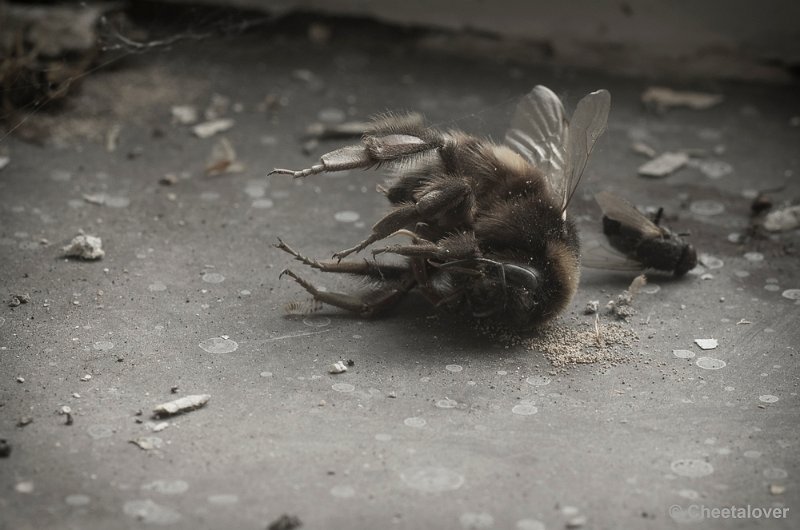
[
  {"xmin": 585, "ymin": 191, "xmax": 697, "ymax": 277},
  {"xmin": 270, "ymin": 86, "xmax": 610, "ymax": 328}
]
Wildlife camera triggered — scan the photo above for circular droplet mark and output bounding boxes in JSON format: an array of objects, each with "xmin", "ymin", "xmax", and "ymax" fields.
[
  {"xmin": 87, "ymin": 424, "xmax": 114, "ymax": 440},
  {"xmin": 400, "ymin": 467, "xmax": 465, "ymax": 493},
  {"xmin": 670, "ymin": 459, "xmax": 714, "ymax": 477},
  {"xmin": 525, "ymin": 375, "xmax": 551, "ymax": 386},
  {"xmin": 334, "ymin": 210, "xmax": 360, "ymax": 223},
  {"xmin": 65, "ymin": 494, "xmax": 91, "ymax": 506},
  {"xmin": 782, "ymin": 289, "xmax": 800, "ymax": 300},
  {"xmin": 199, "ymin": 337, "xmax": 238, "ymax": 354},
  {"xmin": 690, "ymin": 200, "xmax": 725, "ymax": 216},
  {"xmin": 459, "ymin": 512, "xmax": 494, "ymax": 529},
  {"xmin": 375, "ymin": 433, "xmax": 392, "ymax": 442},
  {"xmin": 332, "ymin": 383, "xmax": 355, "ymax": 393},
  {"xmin": 696, "ymin": 357, "xmax": 726, "ymax": 370},
  {"xmin": 673, "ymin": 349, "xmax": 695, "ymax": 359},
  {"xmin": 252, "ymin": 198, "xmax": 274, "ymax": 209},
  {"xmin": 122, "ymin": 499, "xmax": 182, "ymax": 525},
  {"xmin": 512, "ymin": 403, "xmax": 539, "ymax": 416},
  {"xmin": 699, "ymin": 254, "xmax": 724, "ymax": 269},
  {"xmin": 445, "ymin": 364, "xmax": 463, "ymax": 373},
  {"xmin": 303, "ymin": 316, "xmax": 330, "ymax": 328},
  {"xmin": 148, "ymin": 282, "xmax": 167, "ymax": 292},
  {"xmin": 404, "ymin": 417, "xmax": 426, "ymax": 428},
  {"xmin": 436, "ymin": 398, "xmax": 457, "ymax": 409},
  {"xmin": 141, "ymin": 479, "xmax": 189, "ymax": 495},
  {"xmin": 744, "ymin": 252, "xmax": 764, "ymax": 262},
  {"xmin": 93, "ymin": 341, "xmax": 114, "ymax": 351},
  {"xmin": 207, "ymin": 494, "xmax": 238, "ymax": 505},
  {"xmin": 758, "ymin": 395, "xmax": 779, "ymax": 403},
  {"xmin": 763, "ymin": 468, "xmax": 788, "ymax": 479},
  {"xmin": 330, "ymin": 485, "xmax": 355, "ymax": 498},
  {"xmin": 202, "ymin": 272, "xmax": 225, "ymax": 284}
]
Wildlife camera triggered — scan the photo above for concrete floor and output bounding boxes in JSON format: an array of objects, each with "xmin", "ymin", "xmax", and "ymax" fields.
[{"xmin": 1, "ymin": 15, "xmax": 799, "ymax": 530}]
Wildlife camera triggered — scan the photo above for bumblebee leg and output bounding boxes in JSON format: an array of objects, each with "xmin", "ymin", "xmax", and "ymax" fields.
[
  {"xmin": 269, "ymin": 121, "xmax": 449, "ymax": 179},
  {"xmin": 333, "ymin": 181, "xmax": 474, "ymax": 260},
  {"xmin": 274, "ymin": 238, "xmax": 408, "ymax": 279},
  {"xmin": 372, "ymin": 232, "xmax": 479, "ymax": 261},
  {"xmin": 279, "ymin": 269, "xmax": 414, "ymax": 316}
]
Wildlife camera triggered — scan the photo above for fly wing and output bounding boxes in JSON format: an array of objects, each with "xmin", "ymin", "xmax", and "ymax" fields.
[
  {"xmin": 504, "ymin": 85, "xmax": 568, "ymax": 197},
  {"xmin": 595, "ymin": 190, "xmax": 662, "ymax": 238},
  {"xmin": 581, "ymin": 244, "xmax": 645, "ymax": 271},
  {"xmin": 561, "ymin": 89, "xmax": 611, "ymax": 214}
]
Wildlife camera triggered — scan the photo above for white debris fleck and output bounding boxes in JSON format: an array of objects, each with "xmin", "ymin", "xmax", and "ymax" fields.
[
  {"xmin": 763, "ymin": 205, "xmax": 800, "ymax": 232},
  {"xmin": 63, "ymin": 234, "xmax": 104, "ymax": 260},
  {"xmin": 171, "ymin": 105, "xmax": 199, "ymax": 125},
  {"xmin": 130, "ymin": 436, "xmax": 163, "ymax": 451},
  {"xmin": 637, "ymin": 152, "xmax": 688, "ymax": 178},
  {"xmin": 192, "ymin": 118, "xmax": 234, "ymax": 138},
  {"xmin": 642, "ymin": 87, "xmax": 723, "ymax": 111},
  {"xmin": 690, "ymin": 200, "xmax": 725, "ymax": 216},
  {"xmin": 694, "ymin": 338, "xmax": 718, "ymax": 350},
  {"xmin": 80, "ymin": 374, "xmax": 92, "ymax": 382},
  {"xmin": 153, "ymin": 394, "xmax": 210, "ymax": 417},
  {"xmin": 329, "ymin": 361, "xmax": 348, "ymax": 374}
]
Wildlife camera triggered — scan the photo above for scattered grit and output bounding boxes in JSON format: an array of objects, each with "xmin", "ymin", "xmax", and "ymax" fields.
[{"xmin": 479, "ymin": 319, "xmax": 639, "ymax": 368}]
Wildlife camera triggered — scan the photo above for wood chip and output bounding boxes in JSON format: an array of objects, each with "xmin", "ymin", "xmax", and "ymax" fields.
[{"xmin": 153, "ymin": 394, "xmax": 210, "ymax": 417}]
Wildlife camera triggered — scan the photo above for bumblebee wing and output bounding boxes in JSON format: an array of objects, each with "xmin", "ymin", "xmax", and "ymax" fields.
[
  {"xmin": 595, "ymin": 190, "xmax": 662, "ymax": 238},
  {"xmin": 561, "ymin": 89, "xmax": 611, "ymax": 214},
  {"xmin": 581, "ymin": 242, "xmax": 645, "ymax": 272},
  {"xmin": 504, "ymin": 85, "xmax": 568, "ymax": 193}
]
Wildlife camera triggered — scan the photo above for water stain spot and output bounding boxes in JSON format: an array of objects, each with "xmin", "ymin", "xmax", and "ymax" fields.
[
  {"xmin": 696, "ymin": 357, "xmax": 726, "ymax": 370},
  {"xmin": 677, "ymin": 489, "xmax": 699, "ymax": 500},
  {"xmin": 303, "ymin": 316, "xmax": 330, "ymax": 328},
  {"xmin": 87, "ymin": 424, "xmax": 114, "ymax": 440},
  {"xmin": 404, "ymin": 417, "xmax": 426, "ymax": 428},
  {"xmin": 690, "ymin": 200, "xmax": 725, "ymax": 216},
  {"xmin": 244, "ymin": 183, "xmax": 266, "ymax": 198},
  {"xmin": 252, "ymin": 198, "xmax": 274, "ymax": 209},
  {"xmin": 207, "ymin": 494, "xmax": 238, "ymax": 505},
  {"xmin": 93, "ymin": 341, "xmax": 114, "ymax": 351},
  {"xmin": 673, "ymin": 349, "xmax": 695, "ymax": 359},
  {"xmin": 332, "ymin": 383, "xmax": 355, "ymax": 393},
  {"xmin": 743, "ymin": 450, "xmax": 762, "ymax": 459},
  {"xmin": 330, "ymin": 485, "xmax": 355, "ymax": 498},
  {"xmin": 65, "ymin": 494, "xmax": 91, "ymax": 506},
  {"xmin": 744, "ymin": 252, "xmax": 764, "ymax": 262},
  {"xmin": 436, "ymin": 398, "xmax": 458, "ymax": 409},
  {"xmin": 758, "ymin": 395, "xmax": 779, "ymax": 403},
  {"xmin": 400, "ymin": 467, "xmax": 464, "ymax": 493},
  {"xmin": 525, "ymin": 375, "xmax": 551, "ymax": 386},
  {"xmin": 460, "ymin": 512, "xmax": 494, "ymax": 529},
  {"xmin": 516, "ymin": 519, "xmax": 545, "ymax": 530},
  {"xmin": 122, "ymin": 499, "xmax": 182, "ymax": 525},
  {"xmin": 763, "ymin": 468, "xmax": 788, "ymax": 479},
  {"xmin": 670, "ymin": 459, "xmax": 714, "ymax": 477},
  {"xmin": 141, "ymin": 479, "xmax": 189, "ymax": 495},
  {"xmin": 334, "ymin": 210, "xmax": 360, "ymax": 223},
  {"xmin": 260, "ymin": 371, "xmax": 273, "ymax": 378},
  {"xmin": 202, "ymin": 272, "xmax": 225, "ymax": 284},
  {"xmin": 375, "ymin": 433, "xmax": 392, "ymax": 442},
  {"xmin": 512, "ymin": 403, "xmax": 539, "ymax": 416},
  {"xmin": 764, "ymin": 284, "xmax": 780, "ymax": 292},
  {"xmin": 782, "ymin": 289, "xmax": 800, "ymax": 300},
  {"xmin": 148, "ymin": 282, "xmax": 167, "ymax": 292},
  {"xmin": 198, "ymin": 337, "xmax": 238, "ymax": 354},
  {"xmin": 445, "ymin": 364, "xmax": 463, "ymax": 373}
]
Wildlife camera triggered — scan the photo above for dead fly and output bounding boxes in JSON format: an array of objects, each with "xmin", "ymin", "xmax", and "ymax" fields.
[
  {"xmin": 584, "ymin": 191, "xmax": 697, "ymax": 277},
  {"xmin": 270, "ymin": 86, "xmax": 611, "ymax": 328}
]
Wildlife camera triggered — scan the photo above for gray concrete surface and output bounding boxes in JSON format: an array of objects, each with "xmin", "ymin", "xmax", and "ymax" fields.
[{"xmin": 1, "ymin": 14, "xmax": 799, "ymax": 530}]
